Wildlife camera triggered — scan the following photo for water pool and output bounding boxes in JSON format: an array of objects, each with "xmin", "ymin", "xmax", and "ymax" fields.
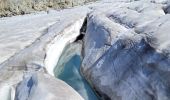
[{"xmin": 54, "ymin": 42, "xmax": 99, "ymax": 100}]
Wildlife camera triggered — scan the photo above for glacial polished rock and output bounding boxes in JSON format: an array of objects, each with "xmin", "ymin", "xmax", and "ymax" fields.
[{"xmin": 82, "ymin": 0, "xmax": 170, "ymax": 100}]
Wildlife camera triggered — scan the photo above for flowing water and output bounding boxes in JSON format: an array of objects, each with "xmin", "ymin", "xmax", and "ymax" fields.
[{"xmin": 54, "ymin": 42, "xmax": 99, "ymax": 100}]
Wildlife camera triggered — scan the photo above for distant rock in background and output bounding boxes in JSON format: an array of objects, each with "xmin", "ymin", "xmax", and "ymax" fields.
[{"xmin": 0, "ymin": 0, "xmax": 96, "ymax": 17}]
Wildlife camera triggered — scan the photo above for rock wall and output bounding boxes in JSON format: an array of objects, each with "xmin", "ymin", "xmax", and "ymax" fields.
[
  {"xmin": 81, "ymin": 0, "xmax": 170, "ymax": 100},
  {"xmin": 0, "ymin": 0, "xmax": 96, "ymax": 17}
]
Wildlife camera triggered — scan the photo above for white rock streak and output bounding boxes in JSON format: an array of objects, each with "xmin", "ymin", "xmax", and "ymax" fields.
[
  {"xmin": 0, "ymin": 85, "xmax": 15, "ymax": 100},
  {"xmin": 45, "ymin": 18, "xmax": 85, "ymax": 76}
]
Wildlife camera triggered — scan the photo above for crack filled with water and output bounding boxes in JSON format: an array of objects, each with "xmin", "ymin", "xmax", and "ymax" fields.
[
  {"xmin": 53, "ymin": 17, "xmax": 101, "ymax": 100},
  {"xmin": 53, "ymin": 41, "xmax": 100, "ymax": 100}
]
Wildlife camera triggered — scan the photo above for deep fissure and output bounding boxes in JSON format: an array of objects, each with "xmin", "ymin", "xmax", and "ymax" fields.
[
  {"xmin": 49, "ymin": 16, "xmax": 114, "ymax": 100},
  {"xmin": 52, "ymin": 17, "xmax": 102, "ymax": 100}
]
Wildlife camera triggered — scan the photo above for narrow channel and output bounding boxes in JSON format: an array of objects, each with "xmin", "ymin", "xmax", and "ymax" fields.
[{"xmin": 53, "ymin": 41, "xmax": 99, "ymax": 100}]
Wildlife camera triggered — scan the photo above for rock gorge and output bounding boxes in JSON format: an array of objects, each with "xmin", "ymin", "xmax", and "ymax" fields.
[{"xmin": 0, "ymin": 0, "xmax": 170, "ymax": 100}]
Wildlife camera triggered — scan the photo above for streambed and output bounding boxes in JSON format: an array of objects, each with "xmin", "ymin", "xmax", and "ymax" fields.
[{"xmin": 54, "ymin": 42, "xmax": 99, "ymax": 100}]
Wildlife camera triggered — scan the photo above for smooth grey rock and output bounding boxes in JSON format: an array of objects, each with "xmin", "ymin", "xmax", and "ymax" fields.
[{"xmin": 82, "ymin": 1, "xmax": 170, "ymax": 100}]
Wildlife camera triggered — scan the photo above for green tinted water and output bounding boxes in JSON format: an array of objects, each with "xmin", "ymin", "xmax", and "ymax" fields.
[{"xmin": 54, "ymin": 43, "xmax": 99, "ymax": 100}]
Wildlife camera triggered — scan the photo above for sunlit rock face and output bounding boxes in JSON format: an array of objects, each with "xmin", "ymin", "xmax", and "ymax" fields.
[
  {"xmin": 0, "ymin": 6, "xmax": 89, "ymax": 74},
  {"xmin": 54, "ymin": 42, "xmax": 99, "ymax": 100},
  {"xmin": 0, "ymin": 5, "xmax": 90, "ymax": 100},
  {"xmin": 82, "ymin": 0, "xmax": 170, "ymax": 100},
  {"xmin": 44, "ymin": 17, "xmax": 85, "ymax": 76}
]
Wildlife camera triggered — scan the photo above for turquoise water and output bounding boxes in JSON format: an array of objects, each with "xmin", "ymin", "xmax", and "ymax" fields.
[{"xmin": 54, "ymin": 43, "xmax": 99, "ymax": 100}]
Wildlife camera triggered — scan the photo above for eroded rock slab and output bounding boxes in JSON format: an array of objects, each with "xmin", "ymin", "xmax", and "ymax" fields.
[{"xmin": 82, "ymin": 0, "xmax": 170, "ymax": 100}]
